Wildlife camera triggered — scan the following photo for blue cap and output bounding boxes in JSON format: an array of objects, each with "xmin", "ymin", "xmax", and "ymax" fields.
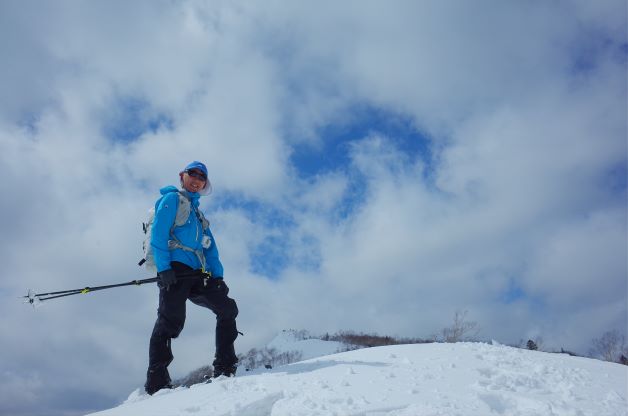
[{"xmin": 183, "ymin": 161, "xmax": 208, "ymax": 177}]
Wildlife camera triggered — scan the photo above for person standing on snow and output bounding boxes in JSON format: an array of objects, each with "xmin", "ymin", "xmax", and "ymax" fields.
[{"xmin": 145, "ymin": 161, "xmax": 239, "ymax": 395}]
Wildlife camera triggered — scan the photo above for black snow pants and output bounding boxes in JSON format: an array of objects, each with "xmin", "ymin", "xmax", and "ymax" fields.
[{"xmin": 145, "ymin": 262, "xmax": 239, "ymax": 392}]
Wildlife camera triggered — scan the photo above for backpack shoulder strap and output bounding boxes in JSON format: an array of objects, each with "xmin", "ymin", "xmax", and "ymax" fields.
[
  {"xmin": 178, "ymin": 190, "xmax": 210, "ymax": 230},
  {"xmin": 174, "ymin": 191, "xmax": 191, "ymax": 227}
]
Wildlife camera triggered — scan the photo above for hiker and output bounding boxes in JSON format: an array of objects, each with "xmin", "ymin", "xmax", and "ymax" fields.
[{"xmin": 144, "ymin": 161, "xmax": 239, "ymax": 395}]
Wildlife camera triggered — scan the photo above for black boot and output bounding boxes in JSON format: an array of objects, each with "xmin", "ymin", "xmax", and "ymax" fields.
[
  {"xmin": 145, "ymin": 366, "xmax": 173, "ymax": 395},
  {"xmin": 212, "ymin": 362, "xmax": 237, "ymax": 378},
  {"xmin": 212, "ymin": 340, "xmax": 238, "ymax": 378}
]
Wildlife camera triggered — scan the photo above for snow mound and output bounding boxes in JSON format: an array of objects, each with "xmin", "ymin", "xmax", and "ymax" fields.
[
  {"xmin": 265, "ymin": 330, "xmax": 347, "ymax": 361},
  {"xmin": 88, "ymin": 342, "xmax": 627, "ymax": 416}
]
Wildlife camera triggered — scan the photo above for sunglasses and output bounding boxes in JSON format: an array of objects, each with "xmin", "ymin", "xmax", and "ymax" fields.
[{"xmin": 186, "ymin": 169, "xmax": 207, "ymax": 181}]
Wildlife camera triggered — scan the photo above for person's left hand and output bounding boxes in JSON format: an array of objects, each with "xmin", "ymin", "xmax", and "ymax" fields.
[{"xmin": 212, "ymin": 277, "xmax": 229, "ymax": 295}]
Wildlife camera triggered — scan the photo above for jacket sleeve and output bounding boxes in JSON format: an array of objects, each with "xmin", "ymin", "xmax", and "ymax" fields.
[
  {"xmin": 204, "ymin": 227, "xmax": 224, "ymax": 278},
  {"xmin": 151, "ymin": 192, "xmax": 178, "ymax": 273}
]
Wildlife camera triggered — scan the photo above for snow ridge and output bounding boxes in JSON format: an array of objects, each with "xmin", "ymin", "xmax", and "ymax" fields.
[{"xmin": 88, "ymin": 341, "xmax": 627, "ymax": 416}]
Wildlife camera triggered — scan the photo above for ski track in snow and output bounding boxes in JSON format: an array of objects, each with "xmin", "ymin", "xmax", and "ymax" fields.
[{"xmin": 88, "ymin": 342, "xmax": 628, "ymax": 416}]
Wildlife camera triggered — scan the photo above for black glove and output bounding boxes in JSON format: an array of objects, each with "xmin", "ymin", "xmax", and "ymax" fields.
[
  {"xmin": 212, "ymin": 277, "xmax": 229, "ymax": 295},
  {"xmin": 158, "ymin": 269, "xmax": 177, "ymax": 290}
]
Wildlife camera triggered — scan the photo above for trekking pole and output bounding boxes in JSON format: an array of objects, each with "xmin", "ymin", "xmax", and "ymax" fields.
[{"xmin": 22, "ymin": 270, "xmax": 206, "ymax": 306}]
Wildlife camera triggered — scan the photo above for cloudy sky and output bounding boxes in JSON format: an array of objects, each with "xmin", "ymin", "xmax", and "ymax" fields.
[{"xmin": 1, "ymin": 1, "xmax": 626, "ymax": 415}]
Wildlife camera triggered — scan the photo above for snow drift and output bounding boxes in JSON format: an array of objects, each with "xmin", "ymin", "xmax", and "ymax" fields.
[{"xmin": 88, "ymin": 341, "xmax": 626, "ymax": 416}]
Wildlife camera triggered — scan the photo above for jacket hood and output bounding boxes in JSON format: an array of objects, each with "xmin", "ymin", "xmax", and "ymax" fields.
[{"xmin": 160, "ymin": 185, "xmax": 180, "ymax": 195}]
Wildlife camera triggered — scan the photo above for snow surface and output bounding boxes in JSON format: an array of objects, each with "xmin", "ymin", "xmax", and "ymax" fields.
[{"xmin": 88, "ymin": 340, "xmax": 627, "ymax": 416}]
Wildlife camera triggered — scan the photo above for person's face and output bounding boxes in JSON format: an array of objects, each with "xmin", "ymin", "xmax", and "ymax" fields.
[{"xmin": 180, "ymin": 169, "xmax": 207, "ymax": 193}]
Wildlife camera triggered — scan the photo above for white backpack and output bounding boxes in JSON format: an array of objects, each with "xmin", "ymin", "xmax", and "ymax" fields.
[{"xmin": 139, "ymin": 191, "xmax": 210, "ymax": 274}]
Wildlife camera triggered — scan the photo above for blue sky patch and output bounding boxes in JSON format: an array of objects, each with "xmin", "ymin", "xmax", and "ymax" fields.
[
  {"xmin": 290, "ymin": 105, "xmax": 433, "ymax": 179},
  {"xmin": 249, "ymin": 234, "xmax": 290, "ymax": 277},
  {"xmin": 249, "ymin": 231, "xmax": 322, "ymax": 278},
  {"xmin": 102, "ymin": 96, "xmax": 174, "ymax": 142},
  {"xmin": 291, "ymin": 105, "xmax": 435, "ymax": 222},
  {"xmin": 606, "ymin": 161, "xmax": 628, "ymax": 195},
  {"xmin": 501, "ymin": 280, "xmax": 526, "ymax": 304},
  {"xmin": 213, "ymin": 192, "xmax": 296, "ymax": 229},
  {"xmin": 18, "ymin": 111, "xmax": 40, "ymax": 135},
  {"xmin": 212, "ymin": 191, "xmax": 300, "ymax": 278},
  {"xmin": 499, "ymin": 278, "xmax": 547, "ymax": 314}
]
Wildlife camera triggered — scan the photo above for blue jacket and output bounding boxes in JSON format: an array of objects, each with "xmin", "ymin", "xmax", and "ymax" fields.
[{"xmin": 151, "ymin": 185, "xmax": 224, "ymax": 277}]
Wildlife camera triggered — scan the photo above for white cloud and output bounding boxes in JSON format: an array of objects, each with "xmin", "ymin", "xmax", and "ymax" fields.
[{"xmin": 524, "ymin": 208, "xmax": 626, "ymax": 306}]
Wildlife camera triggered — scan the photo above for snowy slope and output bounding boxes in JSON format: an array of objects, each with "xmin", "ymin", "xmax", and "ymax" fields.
[
  {"xmin": 88, "ymin": 342, "xmax": 627, "ymax": 416},
  {"xmin": 265, "ymin": 330, "xmax": 349, "ymax": 360}
]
